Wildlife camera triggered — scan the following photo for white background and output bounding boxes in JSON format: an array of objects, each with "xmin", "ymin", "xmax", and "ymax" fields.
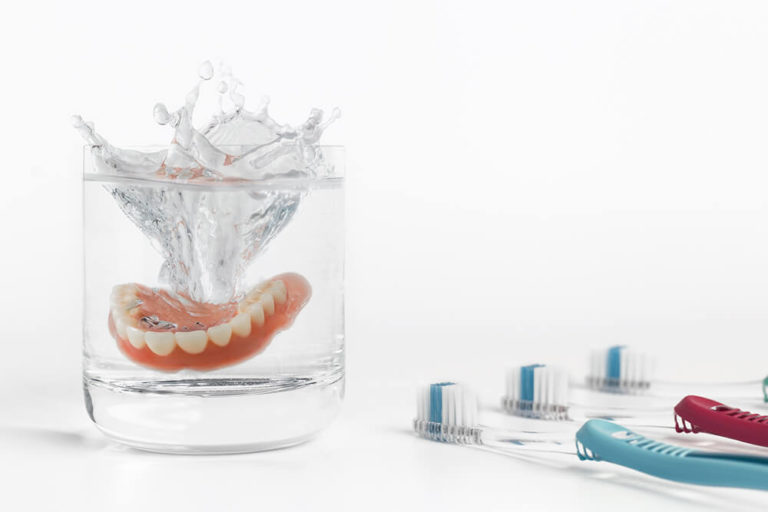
[{"xmin": 2, "ymin": 1, "xmax": 768, "ymax": 510}]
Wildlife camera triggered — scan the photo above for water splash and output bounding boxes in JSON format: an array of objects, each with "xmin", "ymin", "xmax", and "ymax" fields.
[{"xmin": 75, "ymin": 61, "xmax": 340, "ymax": 303}]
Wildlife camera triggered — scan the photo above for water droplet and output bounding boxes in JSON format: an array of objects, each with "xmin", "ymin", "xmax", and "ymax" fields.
[
  {"xmin": 73, "ymin": 61, "xmax": 341, "ymax": 302},
  {"xmin": 253, "ymin": 95, "xmax": 270, "ymax": 114},
  {"xmin": 153, "ymin": 103, "xmax": 171, "ymax": 125},
  {"xmin": 331, "ymin": 107, "xmax": 342, "ymax": 120},
  {"xmin": 198, "ymin": 60, "xmax": 214, "ymax": 80},
  {"xmin": 185, "ymin": 88, "xmax": 199, "ymax": 108}
]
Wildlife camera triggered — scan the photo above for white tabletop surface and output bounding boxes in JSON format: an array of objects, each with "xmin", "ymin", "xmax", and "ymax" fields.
[
  {"xmin": 2, "ymin": 362, "xmax": 767, "ymax": 512},
  {"xmin": 5, "ymin": 0, "xmax": 768, "ymax": 509}
]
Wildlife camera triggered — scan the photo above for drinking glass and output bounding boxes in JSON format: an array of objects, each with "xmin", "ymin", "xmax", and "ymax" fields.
[{"xmin": 82, "ymin": 146, "xmax": 345, "ymax": 453}]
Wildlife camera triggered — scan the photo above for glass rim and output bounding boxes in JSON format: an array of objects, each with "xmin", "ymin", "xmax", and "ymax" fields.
[
  {"xmin": 83, "ymin": 144, "xmax": 346, "ymax": 151},
  {"xmin": 82, "ymin": 145, "xmax": 345, "ymax": 191}
]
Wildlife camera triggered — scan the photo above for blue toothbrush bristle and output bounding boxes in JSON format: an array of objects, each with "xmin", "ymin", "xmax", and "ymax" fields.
[
  {"xmin": 415, "ymin": 382, "xmax": 481, "ymax": 444},
  {"xmin": 587, "ymin": 346, "xmax": 653, "ymax": 393},
  {"xmin": 503, "ymin": 364, "xmax": 569, "ymax": 420}
]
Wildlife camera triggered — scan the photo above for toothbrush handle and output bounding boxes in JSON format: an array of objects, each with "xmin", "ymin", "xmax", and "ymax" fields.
[
  {"xmin": 481, "ymin": 427, "xmax": 572, "ymax": 452},
  {"xmin": 674, "ymin": 395, "xmax": 768, "ymax": 448},
  {"xmin": 576, "ymin": 419, "xmax": 768, "ymax": 491}
]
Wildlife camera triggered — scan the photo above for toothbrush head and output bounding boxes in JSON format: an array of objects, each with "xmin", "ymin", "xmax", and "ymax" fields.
[
  {"xmin": 414, "ymin": 382, "xmax": 482, "ymax": 444},
  {"xmin": 762, "ymin": 376, "xmax": 768, "ymax": 403},
  {"xmin": 587, "ymin": 346, "xmax": 654, "ymax": 394},
  {"xmin": 503, "ymin": 364, "xmax": 570, "ymax": 420}
]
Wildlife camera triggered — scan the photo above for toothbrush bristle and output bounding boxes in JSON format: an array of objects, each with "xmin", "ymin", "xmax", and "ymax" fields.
[
  {"xmin": 414, "ymin": 382, "xmax": 481, "ymax": 444},
  {"xmin": 587, "ymin": 346, "xmax": 654, "ymax": 394},
  {"xmin": 762, "ymin": 376, "xmax": 768, "ymax": 403},
  {"xmin": 503, "ymin": 364, "xmax": 570, "ymax": 420}
]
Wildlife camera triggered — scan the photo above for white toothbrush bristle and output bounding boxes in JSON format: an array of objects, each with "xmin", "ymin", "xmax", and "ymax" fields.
[
  {"xmin": 587, "ymin": 346, "xmax": 654, "ymax": 393},
  {"xmin": 414, "ymin": 382, "xmax": 481, "ymax": 444},
  {"xmin": 503, "ymin": 364, "xmax": 569, "ymax": 420}
]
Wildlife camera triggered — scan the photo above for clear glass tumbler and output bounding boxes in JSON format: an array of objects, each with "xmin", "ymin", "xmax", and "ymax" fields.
[{"xmin": 83, "ymin": 146, "xmax": 345, "ymax": 453}]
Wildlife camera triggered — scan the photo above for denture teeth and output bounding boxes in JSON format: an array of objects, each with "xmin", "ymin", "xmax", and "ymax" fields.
[
  {"xmin": 207, "ymin": 323, "xmax": 232, "ymax": 347},
  {"xmin": 113, "ymin": 279, "xmax": 287, "ymax": 357},
  {"xmin": 248, "ymin": 302, "xmax": 266, "ymax": 327},
  {"xmin": 110, "ymin": 284, "xmax": 140, "ymax": 311},
  {"xmin": 115, "ymin": 318, "xmax": 128, "ymax": 338},
  {"xmin": 175, "ymin": 330, "xmax": 208, "ymax": 354},
  {"xmin": 270, "ymin": 280, "xmax": 287, "ymax": 305},
  {"xmin": 126, "ymin": 326, "xmax": 146, "ymax": 349},
  {"xmin": 259, "ymin": 293, "xmax": 275, "ymax": 316},
  {"xmin": 144, "ymin": 331, "xmax": 176, "ymax": 356},
  {"xmin": 242, "ymin": 283, "xmax": 265, "ymax": 303},
  {"xmin": 230, "ymin": 312, "xmax": 252, "ymax": 337}
]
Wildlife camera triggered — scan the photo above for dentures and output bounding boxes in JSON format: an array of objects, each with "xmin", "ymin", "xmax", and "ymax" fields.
[{"xmin": 108, "ymin": 273, "xmax": 311, "ymax": 371}]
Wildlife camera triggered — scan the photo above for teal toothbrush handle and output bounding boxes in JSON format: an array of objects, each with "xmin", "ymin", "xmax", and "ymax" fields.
[{"xmin": 576, "ymin": 419, "xmax": 768, "ymax": 491}]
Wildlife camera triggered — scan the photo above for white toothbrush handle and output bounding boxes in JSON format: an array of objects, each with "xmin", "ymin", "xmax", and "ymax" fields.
[{"xmin": 479, "ymin": 427, "xmax": 574, "ymax": 454}]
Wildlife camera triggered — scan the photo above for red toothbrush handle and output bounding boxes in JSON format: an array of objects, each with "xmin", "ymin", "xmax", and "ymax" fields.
[{"xmin": 674, "ymin": 395, "xmax": 768, "ymax": 448}]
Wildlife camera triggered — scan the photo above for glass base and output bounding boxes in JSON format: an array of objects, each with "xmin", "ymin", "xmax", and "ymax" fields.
[{"xmin": 84, "ymin": 375, "xmax": 344, "ymax": 454}]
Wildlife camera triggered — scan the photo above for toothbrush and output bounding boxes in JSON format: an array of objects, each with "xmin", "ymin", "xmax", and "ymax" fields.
[
  {"xmin": 575, "ymin": 419, "xmax": 768, "ymax": 490},
  {"xmin": 586, "ymin": 345, "xmax": 763, "ymax": 403},
  {"xmin": 674, "ymin": 395, "xmax": 768, "ymax": 448},
  {"xmin": 415, "ymin": 382, "xmax": 768, "ymax": 491},
  {"xmin": 762, "ymin": 376, "xmax": 768, "ymax": 403},
  {"xmin": 415, "ymin": 382, "xmax": 570, "ymax": 449},
  {"xmin": 504, "ymin": 364, "xmax": 768, "ymax": 454},
  {"xmin": 586, "ymin": 345, "xmax": 654, "ymax": 394},
  {"xmin": 503, "ymin": 363, "xmax": 674, "ymax": 425}
]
